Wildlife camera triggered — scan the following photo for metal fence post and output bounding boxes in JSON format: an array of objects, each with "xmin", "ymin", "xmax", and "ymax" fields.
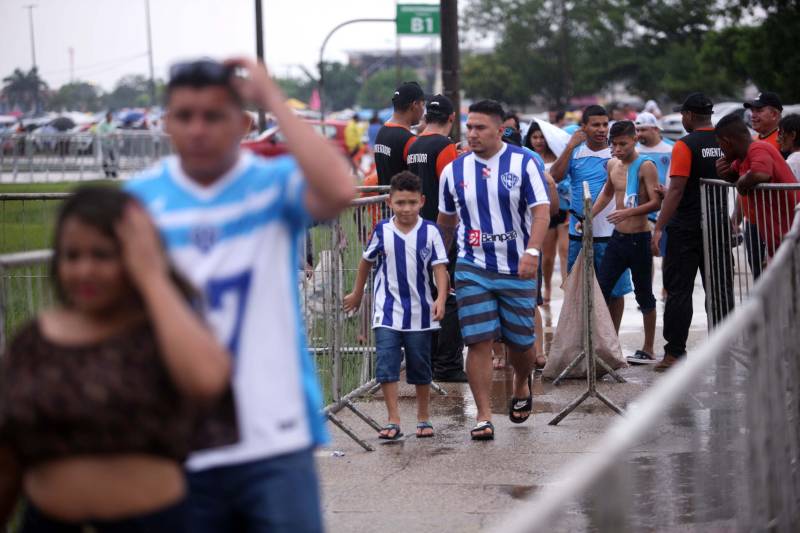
[{"xmin": 549, "ymin": 182, "xmax": 624, "ymax": 426}]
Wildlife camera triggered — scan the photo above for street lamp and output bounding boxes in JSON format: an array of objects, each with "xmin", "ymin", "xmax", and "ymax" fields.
[
  {"xmin": 144, "ymin": 0, "xmax": 156, "ymax": 106},
  {"xmin": 23, "ymin": 4, "xmax": 37, "ymax": 68}
]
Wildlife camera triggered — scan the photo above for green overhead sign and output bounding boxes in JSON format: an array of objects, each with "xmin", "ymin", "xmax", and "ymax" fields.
[{"xmin": 396, "ymin": 4, "xmax": 440, "ymax": 35}]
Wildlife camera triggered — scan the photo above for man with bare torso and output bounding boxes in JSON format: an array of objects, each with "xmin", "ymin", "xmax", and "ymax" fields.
[{"xmin": 588, "ymin": 120, "xmax": 661, "ymax": 362}]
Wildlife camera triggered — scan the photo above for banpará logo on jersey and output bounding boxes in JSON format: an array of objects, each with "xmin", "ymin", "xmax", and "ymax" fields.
[
  {"xmin": 191, "ymin": 226, "xmax": 219, "ymax": 253},
  {"xmin": 418, "ymin": 245, "xmax": 432, "ymax": 261},
  {"xmin": 468, "ymin": 229, "xmax": 518, "ymax": 246},
  {"xmin": 500, "ymin": 172, "xmax": 520, "ymax": 190}
]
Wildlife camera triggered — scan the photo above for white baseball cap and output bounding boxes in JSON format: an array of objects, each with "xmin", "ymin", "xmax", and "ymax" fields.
[{"xmin": 635, "ymin": 112, "xmax": 661, "ymax": 130}]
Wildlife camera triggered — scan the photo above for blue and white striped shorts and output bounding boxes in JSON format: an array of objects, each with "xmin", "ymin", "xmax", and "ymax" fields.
[{"xmin": 454, "ymin": 259, "xmax": 537, "ymax": 350}]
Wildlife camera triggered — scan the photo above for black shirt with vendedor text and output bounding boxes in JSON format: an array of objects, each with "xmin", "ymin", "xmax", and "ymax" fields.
[{"xmin": 374, "ymin": 123, "xmax": 416, "ymax": 186}]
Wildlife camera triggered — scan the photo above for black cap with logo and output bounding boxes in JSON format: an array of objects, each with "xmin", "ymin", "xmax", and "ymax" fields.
[
  {"xmin": 426, "ymin": 94, "xmax": 454, "ymax": 117},
  {"xmin": 673, "ymin": 92, "xmax": 714, "ymax": 114},
  {"xmin": 392, "ymin": 81, "xmax": 425, "ymax": 107},
  {"xmin": 744, "ymin": 91, "xmax": 783, "ymax": 111}
]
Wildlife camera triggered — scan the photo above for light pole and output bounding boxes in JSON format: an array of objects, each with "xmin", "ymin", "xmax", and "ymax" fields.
[
  {"xmin": 318, "ymin": 18, "xmax": 395, "ymax": 123},
  {"xmin": 23, "ymin": 4, "xmax": 37, "ymax": 68},
  {"xmin": 254, "ymin": 0, "xmax": 266, "ymax": 132},
  {"xmin": 144, "ymin": 0, "xmax": 157, "ymax": 106},
  {"xmin": 440, "ymin": 0, "xmax": 460, "ymax": 141}
]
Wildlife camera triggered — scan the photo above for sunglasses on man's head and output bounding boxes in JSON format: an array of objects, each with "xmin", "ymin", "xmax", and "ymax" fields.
[{"xmin": 169, "ymin": 60, "xmax": 233, "ymax": 84}]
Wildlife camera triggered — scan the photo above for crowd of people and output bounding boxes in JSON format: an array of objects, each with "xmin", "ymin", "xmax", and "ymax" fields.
[
  {"xmin": 359, "ymin": 83, "xmax": 800, "ymax": 440},
  {"xmin": 0, "ymin": 56, "xmax": 799, "ymax": 532}
]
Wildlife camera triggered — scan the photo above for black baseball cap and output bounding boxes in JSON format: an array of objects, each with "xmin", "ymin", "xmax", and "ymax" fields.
[
  {"xmin": 673, "ymin": 92, "xmax": 713, "ymax": 114},
  {"xmin": 744, "ymin": 91, "xmax": 783, "ymax": 111},
  {"xmin": 426, "ymin": 94, "xmax": 454, "ymax": 117},
  {"xmin": 392, "ymin": 81, "xmax": 425, "ymax": 107}
]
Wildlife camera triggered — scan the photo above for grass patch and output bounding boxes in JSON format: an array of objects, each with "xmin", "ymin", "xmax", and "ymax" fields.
[
  {"xmin": 0, "ymin": 181, "xmax": 118, "ymax": 254},
  {"xmin": 0, "ymin": 180, "xmax": 113, "ymax": 194}
]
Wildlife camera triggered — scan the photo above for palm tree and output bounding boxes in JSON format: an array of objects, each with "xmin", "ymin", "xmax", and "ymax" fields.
[{"xmin": 2, "ymin": 67, "xmax": 48, "ymax": 113}]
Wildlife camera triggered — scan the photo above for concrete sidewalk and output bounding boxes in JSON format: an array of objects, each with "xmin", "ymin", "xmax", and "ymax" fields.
[{"xmin": 317, "ymin": 265, "xmax": 710, "ymax": 532}]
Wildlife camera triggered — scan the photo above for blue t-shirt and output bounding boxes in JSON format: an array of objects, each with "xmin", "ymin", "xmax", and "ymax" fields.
[
  {"xmin": 367, "ymin": 123, "xmax": 381, "ymax": 148},
  {"xmin": 126, "ymin": 152, "xmax": 328, "ymax": 470},
  {"xmin": 564, "ymin": 143, "xmax": 613, "ymax": 237}
]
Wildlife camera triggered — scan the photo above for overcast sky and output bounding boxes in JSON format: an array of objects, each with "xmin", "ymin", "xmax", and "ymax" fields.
[{"xmin": 0, "ymin": 0, "xmax": 443, "ymax": 91}]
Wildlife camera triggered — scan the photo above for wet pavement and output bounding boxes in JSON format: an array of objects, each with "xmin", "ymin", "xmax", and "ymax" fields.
[{"xmin": 317, "ymin": 261, "xmax": 722, "ymax": 532}]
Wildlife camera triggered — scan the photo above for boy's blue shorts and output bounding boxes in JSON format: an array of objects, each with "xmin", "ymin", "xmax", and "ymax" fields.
[{"xmin": 374, "ymin": 327, "xmax": 433, "ymax": 385}]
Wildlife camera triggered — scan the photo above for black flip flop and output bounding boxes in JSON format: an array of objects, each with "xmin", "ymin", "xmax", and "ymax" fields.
[
  {"xmin": 378, "ymin": 423, "xmax": 403, "ymax": 440},
  {"xmin": 470, "ymin": 420, "xmax": 494, "ymax": 441},
  {"xmin": 509, "ymin": 374, "xmax": 533, "ymax": 424}
]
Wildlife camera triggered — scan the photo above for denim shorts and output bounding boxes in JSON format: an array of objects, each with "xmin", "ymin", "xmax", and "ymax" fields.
[
  {"xmin": 454, "ymin": 259, "xmax": 537, "ymax": 351},
  {"xmin": 187, "ymin": 448, "xmax": 322, "ymax": 533},
  {"xmin": 567, "ymin": 236, "xmax": 632, "ymax": 298},
  {"xmin": 374, "ymin": 327, "xmax": 433, "ymax": 385}
]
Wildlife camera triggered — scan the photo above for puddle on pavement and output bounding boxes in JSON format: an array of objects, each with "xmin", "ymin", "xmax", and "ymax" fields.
[
  {"xmin": 423, "ymin": 446, "xmax": 455, "ymax": 457},
  {"xmin": 574, "ymin": 450, "xmax": 745, "ymax": 529},
  {"xmin": 497, "ymin": 484, "xmax": 540, "ymax": 500}
]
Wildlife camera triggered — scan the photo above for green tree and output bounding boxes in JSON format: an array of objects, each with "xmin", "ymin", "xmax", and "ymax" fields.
[
  {"xmin": 733, "ymin": 5, "xmax": 800, "ymax": 101},
  {"xmin": 620, "ymin": 0, "xmax": 744, "ymax": 101},
  {"xmin": 277, "ymin": 77, "xmax": 314, "ymax": 103},
  {"xmin": 319, "ymin": 62, "xmax": 360, "ymax": 111},
  {"xmin": 48, "ymin": 81, "xmax": 103, "ymax": 112},
  {"xmin": 357, "ymin": 68, "xmax": 420, "ymax": 110},
  {"xmin": 2, "ymin": 67, "xmax": 48, "ymax": 113},
  {"xmin": 103, "ymin": 74, "xmax": 150, "ymax": 109},
  {"xmin": 464, "ymin": 0, "xmax": 641, "ymax": 107},
  {"xmin": 461, "ymin": 53, "xmax": 528, "ymax": 106}
]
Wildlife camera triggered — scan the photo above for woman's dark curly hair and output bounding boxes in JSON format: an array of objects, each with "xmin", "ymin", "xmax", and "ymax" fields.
[{"xmin": 50, "ymin": 185, "xmax": 196, "ymax": 306}]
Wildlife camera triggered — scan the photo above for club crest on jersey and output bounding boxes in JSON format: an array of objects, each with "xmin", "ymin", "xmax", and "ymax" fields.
[
  {"xmin": 500, "ymin": 172, "xmax": 520, "ymax": 190},
  {"xmin": 661, "ymin": 156, "xmax": 669, "ymax": 165},
  {"xmin": 419, "ymin": 245, "xmax": 432, "ymax": 261},
  {"xmin": 190, "ymin": 226, "xmax": 219, "ymax": 253}
]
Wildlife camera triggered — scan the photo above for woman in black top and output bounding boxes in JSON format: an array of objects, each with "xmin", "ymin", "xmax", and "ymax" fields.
[{"xmin": 0, "ymin": 187, "xmax": 233, "ymax": 532}]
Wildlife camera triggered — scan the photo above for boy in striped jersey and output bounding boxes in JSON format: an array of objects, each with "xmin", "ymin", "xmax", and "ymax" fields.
[{"xmin": 344, "ymin": 172, "xmax": 449, "ymax": 440}]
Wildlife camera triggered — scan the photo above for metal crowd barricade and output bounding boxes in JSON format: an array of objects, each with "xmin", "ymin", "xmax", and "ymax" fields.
[
  {"xmin": 0, "ymin": 186, "xmax": 419, "ymax": 452},
  {"xmin": 0, "ymin": 131, "xmax": 171, "ymax": 182},
  {"xmin": 0, "ymin": 193, "xmax": 70, "ymax": 254},
  {"xmin": 0, "ymin": 250, "xmax": 54, "ymax": 350},
  {"xmin": 490, "ymin": 205, "xmax": 800, "ymax": 533},
  {"xmin": 700, "ymin": 178, "xmax": 800, "ymax": 326}
]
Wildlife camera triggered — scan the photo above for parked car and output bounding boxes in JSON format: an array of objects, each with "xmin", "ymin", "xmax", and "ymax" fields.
[
  {"xmin": 660, "ymin": 112, "xmax": 686, "ymax": 141},
  {"xmin": 241, "ymin": 119, "xmax": 348, "ymax": 158}
]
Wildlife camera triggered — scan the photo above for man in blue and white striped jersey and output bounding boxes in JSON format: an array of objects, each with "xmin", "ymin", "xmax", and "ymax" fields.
[{"xmin": 437, "ymin": 100, "xmax": 551, "ymax": 441}]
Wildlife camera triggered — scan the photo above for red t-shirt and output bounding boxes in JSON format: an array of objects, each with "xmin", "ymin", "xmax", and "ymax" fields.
[{"xmin": 732, "ymin": 141, "xmax": 799, "ymax": 255}]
